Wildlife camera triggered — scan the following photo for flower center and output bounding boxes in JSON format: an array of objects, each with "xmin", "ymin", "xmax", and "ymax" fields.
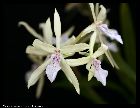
[
  {"xmin": 95, "ymin": 21, "xmax": 103, "ymax": 27},
  {"xmin": 92, "ymin": 59, "xmax": 101, "ymax": 70},
  {"xmin": 51, "ymin": 50, "xmax": 61, "ymax": 64}
]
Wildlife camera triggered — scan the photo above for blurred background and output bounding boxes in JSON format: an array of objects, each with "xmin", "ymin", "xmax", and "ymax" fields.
[{"xmin": 3, "ymin": 3, "xmax": 136, "ymax": 104}]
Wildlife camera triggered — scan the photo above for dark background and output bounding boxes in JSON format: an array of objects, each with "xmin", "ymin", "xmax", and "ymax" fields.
[{"xmin": 3, "ymin": 3, "xmax": 136, "ymax": 104}]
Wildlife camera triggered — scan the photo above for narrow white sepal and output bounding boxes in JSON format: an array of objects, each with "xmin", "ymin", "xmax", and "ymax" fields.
[{"xmin": 54, "ymin": 8, "xmax": 61, "ymax": 48}]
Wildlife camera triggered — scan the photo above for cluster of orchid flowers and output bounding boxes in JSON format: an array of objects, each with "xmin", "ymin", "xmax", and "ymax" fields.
[{"xmin": 18, "ymin": 3, "xmax": 123, "ymax": 98}]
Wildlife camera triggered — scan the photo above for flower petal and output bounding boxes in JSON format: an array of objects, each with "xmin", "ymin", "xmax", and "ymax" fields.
[
  {"xmin": 36, "ymin": 73, "xmax": 45, "ymax": 99},
  {"xmin": 94, "ymin": 68, "xmax": 108, "ymax": 86},
  {"xmin": 98, "ymin": 24, "xmax": 123, "ymax": 44},
  {"xmin": 39, "ymin": 18, "xmax": 53, "ymax": 44},
  {"xmin": 61, "ymin": 36, "xmax": 76, "ymax": 46},
  {"xmin": 86, "ymin": 61, "xmax": 95, "ymax": 81},
  {"xmin": 105, "ymin": 50, "xmax": 119, "ymax": 69},
  {"xmin": 61, "ymin": 43, "xmax": 89, "ymax": 55},
  {"xmin": 97, "ymin": 5, "xmax": 107, "ymax": 22},
  {"xmin": 61, "ymin": 26, "xmax": 75, "ymax": 41},
  {"xmin": 95, "ymin": 3, "xmax": 99, "ymax": 16},
  {"xmin": 46, "ymin": 63, "xmax": 61, "ymax": 83},
  {"xmin": 89, "ymin": 32, "xmax": 97, "ymax": 55},
  {"xmin": 54, "ymin": 9, "xmax": 61, "ymax": 48},
  {"xmin": 26, "ymin": 45, "xmax": 48, "ymax": 56},
  {"xmin": 89, "ymin": 3, "xmax": 96, "ymax": 22},
  {"xmin": 93, "ymin": 59, "xmax": 108, "ymax": 86},
  {"xmin": 108, "ymin": 29, "xmax": 123, "ymax": 44},
  {"xmin": 66, "ymin": 56, "xmax": 90, "ymax": 67},
  {"xmin": 79, "ymin": 51, "xmax": 89, "ymax": 56},
  {"xmin": 60, "ymin": 56, "xmax": 80, "ymax": 94},
  {"xmin": 33, "ymin": 39, "xmax": 56, "ymax": 53},
  {"xmin": 18, "ymin": 21, "xmax": 43, "ymax": 41},
  {"xmin": 92, "ymin": 44, "xmax": 108, "ymax": 58},
  {"xmin": 46, "ymin": 53, "xmax": 61, "ymax": 83},
  {"xmin": 79, "ymin": 24, "xmax": 95, "ymax": 37},
  {"xmin": 28, "ymin": 59, "xmax": 51, "ymax": 89}
]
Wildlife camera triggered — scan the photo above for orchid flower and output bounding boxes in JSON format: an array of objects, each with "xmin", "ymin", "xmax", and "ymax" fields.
[
  {"xmin": 18, "ymin": 13, "xmax": 75, "ymax": 98},
  {"xmin": 77, "ymin": 3, "xmax": 123, "ymax": 69},
  {"xmin": 66, "ymin": 32, "xmax": 108, "ymax": 86},
  {"xmin": 26, "ymin": 9, "xmax": 90, "ymax": 94}
]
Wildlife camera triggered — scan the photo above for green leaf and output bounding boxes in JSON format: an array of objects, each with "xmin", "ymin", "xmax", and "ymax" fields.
[{"xmin": 120, "ymin": 3, "xmax": 136, "ymax": 71}]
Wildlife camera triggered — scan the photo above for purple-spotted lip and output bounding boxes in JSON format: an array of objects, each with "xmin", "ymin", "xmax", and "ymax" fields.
[{"xmin": 92, "ymin": 59, "xmax": 101, "ymax": 70}]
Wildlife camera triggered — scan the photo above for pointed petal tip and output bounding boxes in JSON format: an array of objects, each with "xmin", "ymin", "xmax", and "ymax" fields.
[
  {"xmin": 49, "ymin": 78, "xmax": 54, "ymax": 83},
  {"xmin": 76, "ymin": 88, "xmax": 80, "ymax": 95},
  {"xmin": 120, "ymin": 40, "xmax": 123, "ymax": 44},
  {"xmin": 18, "ymin": 21, "xmax": 26, "ymax": 27},
  {"xmin": 18, "ymin": 22, "xmax": 22, "ymax": 27},
  {"xmin": 27, "ymin": 84, "xmax": 30, "ymax": 89},
  {"xmin": 54, "ymin": 8, "xmax": 58, "ymax": 14},
  {"xmin": 88, "ymin": 77, "xmax": 92, "ymax": 81},
  {"xmin": 102, "ymin": 81, "xmax": 106, "ymax": 86}
]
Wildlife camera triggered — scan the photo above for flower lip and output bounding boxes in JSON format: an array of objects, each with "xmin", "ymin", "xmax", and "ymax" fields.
[
  {"xmin": 92, "ymin": 58, "xmax": 108, "ymax": 86},
  {"xmin": 46, "ymin": 50, "xmax": 61, "ymax": 83},
  {"xmin": 93, "ymin": 59, "xmax": 101, "ymax": 70}
]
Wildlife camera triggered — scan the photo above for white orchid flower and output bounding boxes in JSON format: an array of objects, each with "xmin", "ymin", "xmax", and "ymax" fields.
[
  {"xmin": 66, "ymin": 32, "xmax": 108, "ymax": 86},
  {"xmin": 18, "ymin": 12, "xmax": 75, "ymax": 98},
  {"xmin": 77, "ymin": 3, "xmax": 122, "ymax": 69},
  {"xmin": 27, "ymin": 9, "xmax": 90, "ymax": 94}
]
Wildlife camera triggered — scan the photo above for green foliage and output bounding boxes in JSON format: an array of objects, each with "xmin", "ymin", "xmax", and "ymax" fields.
[{"xmin": 120, "ymin": 3, "xmax": 136, "ymax": 71}]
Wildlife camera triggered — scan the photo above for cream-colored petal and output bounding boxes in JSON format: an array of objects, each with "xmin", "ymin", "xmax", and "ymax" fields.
[
  {"xmin": 63, "ymin": 53, "xmax": 75, "ymax": 58},
  {"xmin": 79, "ymin": 51, "xmax": 89, "ymax": 56},
  {"xmin": 18, "ymin": 21, "xmax": 43, "ymax": 41},
  {"xmin": 60, "ymin": 56, "xmax": 80, "ymax": 94},
  {"xmin": 36, "ymin": 73, "xmax": 45, "ymax": 99},
  {"xmin": 39, "ymin": 23, "xmax": 45, "ymax": 29},
  {"xmin": 33, "ymin": 39, "xmax": 56, "ymax": 53},
  {"xmin": 61, "ymin": 43, "xmax": 89, "ymax": 55},
  {"xmin": 66, "ymin": 56, "xmax": 90, "ymax": 67},
  {"xmin": 89, "ymin": 3, "xmax": 96, "ymax": 22},
  {"xmin": 95, "ymin": 3, "xmax": 99, "ymax": 16},
  {"xmin": 39, "ymin": 18, "xmax": 53, "ymax": 44},
  {"xmin": 105, "ymin": 51, "xmax": 114, "ymax": 68},
  {"xmin": 92, "ymin": 44, "xmax": 108, "ymax": 58},
  {"xmin": 61, "ymin": 26, "xmax": 75, "ymax": 38},
  {"xmin": 89, "ymin": 32, "xmax": 97, "ymax": 55},
  {"xmin": 97, "ymin": 5, "xmax": 107, "ymax": 22},
  {"xmin": 105, "ymin": 50, "xmax": 119, "ymax": 69},
  {"xmin": 54, "ymin": 9, "xmax": 61, "ymax": 48},
  {"xmin": 88, "ymin": 70, "xmax": 94, "ymax": 81},
  {"xmin": 61, "ymin": 36, "xmax": 76, "ymax": 46},
  {"xmin": 79, "ymin": 24, "xmax": 95, "ymax": 37},
  {"xmin": 28, "ymin": 59, "xmax": 51, "ymax": 89},
  {"xmin": 86, "ymin": 61, "xmax": 94, "ymax": 81},
  {"xmin": 26, "ymin": 45, "xmax": 48, "ymax": 56}
]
